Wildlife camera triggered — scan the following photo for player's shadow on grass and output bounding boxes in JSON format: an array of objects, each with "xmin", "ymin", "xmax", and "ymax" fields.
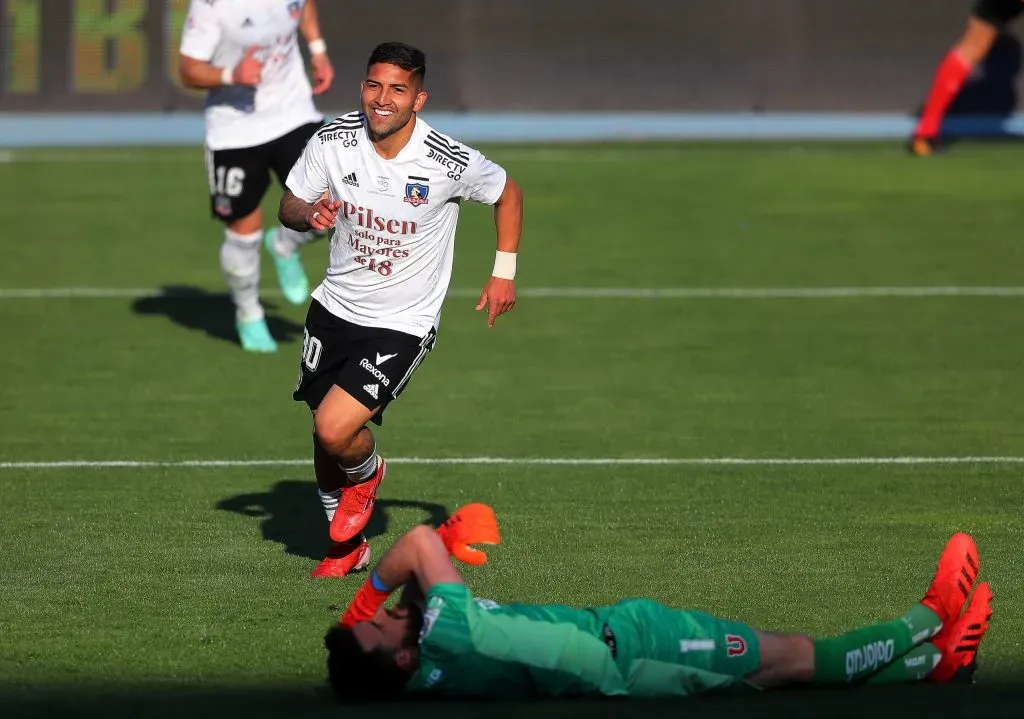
[
  {"xmin": 131, "ymin": 285, "xmax": 304, "ymax": 348},
  {"xmin": 216, "ymin": 480, "xmax": 449, "ymax": 561}
]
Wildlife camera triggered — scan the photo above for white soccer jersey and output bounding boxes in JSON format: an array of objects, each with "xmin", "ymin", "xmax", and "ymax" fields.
[
  {"xmin": 180, "ymin": 0, "xmax": 323, "ymax": 150},
  {"xmin": 286, "ymin": 112, "xmax": 508, "ymax": 337}
]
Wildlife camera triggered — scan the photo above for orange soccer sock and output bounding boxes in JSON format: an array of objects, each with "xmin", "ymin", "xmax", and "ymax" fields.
[{"xmin": 915, "ymin": 51, "xmax": 972, "ymax": 139}]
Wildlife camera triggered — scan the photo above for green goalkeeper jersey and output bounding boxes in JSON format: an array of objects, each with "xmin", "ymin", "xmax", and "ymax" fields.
[{"xmin": 404, "ymin": 583, "xmax": 759, "ymax": 700}]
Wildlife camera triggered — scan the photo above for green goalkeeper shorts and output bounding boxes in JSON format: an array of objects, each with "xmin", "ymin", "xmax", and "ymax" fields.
[{"xmin": 601, "ymin": 599, "xmax": 762, "ymax": 679}]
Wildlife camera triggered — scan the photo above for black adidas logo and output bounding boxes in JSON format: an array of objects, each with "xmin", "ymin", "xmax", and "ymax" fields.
[
  {"xmin": 342, "ymin": 172, "xmax": 359, "ymax": 187},
  {"xmin": 242, "ymin": 18, "xmax": 253, "ymax": 27}
]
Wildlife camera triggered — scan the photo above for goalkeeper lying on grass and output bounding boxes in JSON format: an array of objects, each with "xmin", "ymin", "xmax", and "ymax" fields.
[{"xmin": 324, "ymin": 505, "xmax": 992, "ymax": 701}]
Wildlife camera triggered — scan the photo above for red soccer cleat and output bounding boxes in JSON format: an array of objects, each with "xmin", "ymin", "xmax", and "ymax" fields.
[
  {"xmin": 311, "ymin": 535, "xmax": 371, "ymax": 578},
  {"xmin": 920, "ymin": 532, "xmax": 980, "ymax": 627},
  {"xmin": 929, "ymin": 581, "xmax": 993, "ymax": 684},
  {"xmin": 329, "ymin": 458, "xmax": 387, "ymax": 543}
]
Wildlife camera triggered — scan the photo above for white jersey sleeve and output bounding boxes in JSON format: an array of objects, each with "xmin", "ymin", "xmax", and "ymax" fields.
[
  {"xmin": 454, "ymin": 148, "xmax": 507, "ymax": 206},
  {"xmin": 286, "ymin": 132, "xmax": 329, "ymax": 203},
  {"xmin": 179, "ymin": 0, "xmax": 222, "ymax": 62}
]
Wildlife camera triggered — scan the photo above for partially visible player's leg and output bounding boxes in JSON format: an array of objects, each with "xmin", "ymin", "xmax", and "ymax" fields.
[
  {"xmin": 305, "ymin": 387, "xmax": 380, "ymax": 578},
  {"xmin": 206, "ymin": 144, "xmax": 276, "ymax": 351},
  {"xmin": 264, "ymin": 122, "xmax": 327, "ymax": 305},
  {"xmin": 864, "ymin": 642, "xmax": 943, "ymax": 684},
  {"xmin": 926, "ymin": 580, "xmax": 993, "ymax": 683},
  {"xmin": 866, "ymin": 580, "xmax": 994, "ymax": 685},
  {"xmin": 317, "ymin": 324, "xmax": 437, "ymax": 546},
  {"xmin": 750, "ymin": 603, "xmax": 942, "ymax": 688},
  {"xmin": 315, "ymin": 385, "xmax": 388, "ymax": 543},
  {"xmin": 624, "ymin": 608, "xmax": 935, "ymax": 693},
  {"xmin": 911, "ymin": 0, "xmax": 1020, "ymax": 154},
  {"xmin": 310, "ymin": 429, "xmax": 373, "ymax": 578},
  {"xmin": 743, "ymin": 632, "xmax": 812, "ymax": 688},
  {"xmin": 754, "ymin": 532, "xmax": 983, "ymax": 688},
  {"xmin": 294, "ymin": 303, "xmax": 436, "ymax": 577},
  {"xmin": 294, "ymin": 304, "xmax": 380, "ymax": 576}
]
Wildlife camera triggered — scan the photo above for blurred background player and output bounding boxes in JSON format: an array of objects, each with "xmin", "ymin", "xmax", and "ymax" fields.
[
  {"xmin": 179, "ymin": 0, "xmax": 335, "ymax": 352},
  {"xmin": 279, "ymin": 43, "xmax": 524, "ymax": 578},
  {"xmin": 327, "ymin": 522, "xmax": 992, "ymax": 701},
  {"xmin": 910, "ymin": 0, "xmax": 1024, "ymax": 155}
]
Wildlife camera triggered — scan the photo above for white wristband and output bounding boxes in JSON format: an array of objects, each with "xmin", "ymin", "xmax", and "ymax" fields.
[
  {"xmin": 308, "ymin": 38, "xmax": 327, "ymax": 55},
  {"xmin": 221, "ymin": 66, "xmax": 234, "ymax": 86},
  {"xmin": 492, "ymin": 251, "xmax": 517, "ymax": 280}
]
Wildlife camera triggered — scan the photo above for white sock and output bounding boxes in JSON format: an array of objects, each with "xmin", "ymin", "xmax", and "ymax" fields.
[
  {"xmin": 220, "ymin": 229, "xmax": 263, "ymax": 322},
  {"xmin": 318, "ymin": 488, "xmax": 341, "ymax": 521},
  {"xmin": 343, "ymin": 452, "xmax": 379, "ymax": 484},
  {"xmin": 272, "ymin": 226, "xmax": 320, "ymax": 258}
]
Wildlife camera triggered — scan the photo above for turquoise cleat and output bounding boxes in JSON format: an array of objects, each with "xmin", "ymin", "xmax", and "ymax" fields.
[
  {"xmin": 236, "ymin": 317, "xmax": 278, "ymax": 353},
  {"xmin": 264, "ymin": 228, "xmax": 310, "ymax": 305}
]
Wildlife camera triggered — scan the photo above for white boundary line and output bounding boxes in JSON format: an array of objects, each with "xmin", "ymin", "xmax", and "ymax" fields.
[
  {"xmin": 2, "ymin": 286, "xmax": 1024, "ymax": 300},
  {"xmin": 1, "ymin": 456, "xmax": 1023, "ymax": 469}
]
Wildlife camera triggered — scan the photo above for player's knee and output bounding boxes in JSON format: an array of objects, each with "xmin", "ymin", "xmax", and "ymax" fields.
[
  {"xmin": 313, "ymin": 418, "xmax": 351, "ymax": 456},
  {"xmin": 785, "ymin": 635, "xmax": 816, "ymax": 680},
  {"xmin": 313, "ymin": 413, "xmax": 362, "ymax": 457},
  {"xmin": 756, "ymin": 632, "xmax": 815, "ymax": 685}
]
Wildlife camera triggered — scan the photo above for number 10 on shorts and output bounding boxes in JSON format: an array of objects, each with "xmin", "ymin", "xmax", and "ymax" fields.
[{"xmin": 302, "ymin": 329, "xmax": 323, "ymax": 371}]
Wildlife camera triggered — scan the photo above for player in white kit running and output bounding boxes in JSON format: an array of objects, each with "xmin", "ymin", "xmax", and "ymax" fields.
[
  {"xmin": 179, "ymin": 0, "xmax": 335, "ymax": 352},
  {"xmin": 278, "ymin": 42, "xmax": 524, "ymax": 578}
]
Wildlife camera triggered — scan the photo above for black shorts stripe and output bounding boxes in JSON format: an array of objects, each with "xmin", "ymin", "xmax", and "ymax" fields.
[
  {"xmin": 203, "ymin": 145, "xmax": 215, "ymax": 194},
  {"xmin": 392, "ymin": 328, "xmax": 436, "ymax": 398}
]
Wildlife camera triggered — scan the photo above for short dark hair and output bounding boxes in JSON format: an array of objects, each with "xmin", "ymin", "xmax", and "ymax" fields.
[
  {"xmin": 366, "ymin": 42, "xmax": 426, "ymax": 83},
  {"xmin": 324, "ymin": 626, "xmax": 409, "ymax": 701},
  {"xmin": 324, "ymin": 611, "xmax": 421, "ymax": 702}
]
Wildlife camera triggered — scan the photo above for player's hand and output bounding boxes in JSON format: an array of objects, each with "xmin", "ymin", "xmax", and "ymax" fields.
[
  {"xmin": 308, "ymin": 198, "xmax": 341, "ymax": 231},
  {"xmin": 310, "ymin": 52, "xmax": 334, "ymax": 95},
  {"xmin": 233, "ymin": 46, "xmax": 263, "ymax": 86},
  {"xmin": 475, "ymin": 278, "xmax": 516, "ymax": 328},
  {"xmin": 436, "ymin": 503, "xmax": 501, "ymax": 566}
]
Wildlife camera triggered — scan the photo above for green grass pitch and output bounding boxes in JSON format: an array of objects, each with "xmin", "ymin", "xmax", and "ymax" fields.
[{"xmin": 1, "ymin": 141, "xmax": 1023, "ymax": 718}]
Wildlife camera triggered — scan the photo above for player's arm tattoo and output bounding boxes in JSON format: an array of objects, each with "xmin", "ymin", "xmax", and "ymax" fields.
[{"xmin": 278, "ymin": 190, "xmax": 313, "ymax": 232}]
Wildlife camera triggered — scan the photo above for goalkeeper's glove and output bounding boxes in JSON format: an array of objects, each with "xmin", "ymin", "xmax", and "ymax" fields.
[{"xmin": 436, "ymin": 503, "xmax": 501, "ymax": 565}]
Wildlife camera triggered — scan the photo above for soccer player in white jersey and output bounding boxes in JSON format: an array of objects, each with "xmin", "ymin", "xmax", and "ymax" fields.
[
  {"xmin": 278, "ymin": 42, "xmax": 524, "ymax": 578},
  {"xmin": 179, "ymin": 0, "xmax": 334, "ymax": 353}
]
